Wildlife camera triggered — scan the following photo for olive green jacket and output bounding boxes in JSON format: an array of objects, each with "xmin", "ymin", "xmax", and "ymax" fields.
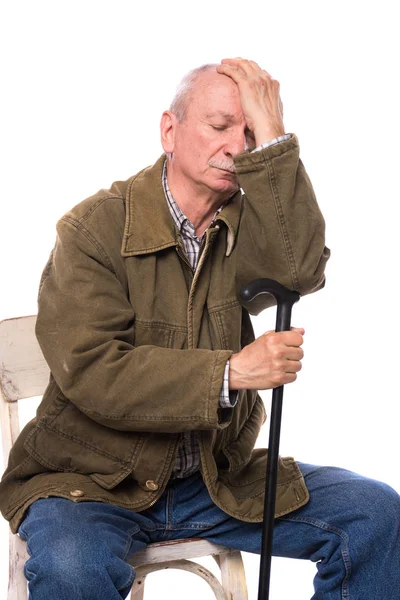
[{"xmin": 0, "ymin": 135, "xmax": 330, "ymax": 533}]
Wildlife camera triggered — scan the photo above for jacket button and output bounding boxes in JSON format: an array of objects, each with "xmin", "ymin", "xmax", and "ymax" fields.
[
  {"xmin": 69, "ymin": 489, "xmax": 85, "ymax": 497},
  {"xmin": 145, "ymin": 480, "xmax": 159, "ymax": 491}
]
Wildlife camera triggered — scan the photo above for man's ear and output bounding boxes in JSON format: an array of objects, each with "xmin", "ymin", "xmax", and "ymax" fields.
[{"xmin": 160, "ymin": 110, "xmax": 177, "ymax": 154}]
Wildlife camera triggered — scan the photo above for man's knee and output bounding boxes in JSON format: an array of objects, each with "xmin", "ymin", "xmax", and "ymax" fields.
[
  {"xmin": 351, "ymin": 476, "xmax": 400, "ymax": 542},
  {"xmin": 22, "ymin": 522, "xmax": 134, "ymax": 595}
]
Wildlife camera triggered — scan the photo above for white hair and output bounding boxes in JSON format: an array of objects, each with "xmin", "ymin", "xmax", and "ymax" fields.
[{"xmin": 169, "ymin": 64, "xmax": 218, "ymax": 121}]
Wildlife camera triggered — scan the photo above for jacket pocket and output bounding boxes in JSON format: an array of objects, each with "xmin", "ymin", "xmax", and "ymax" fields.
[
  {"xmin": 209, "ymin": 300, "xmax": 242, "ymax": 352},
  {"xmin": 24, "ymin": 394, "xmax": 145, "ymax": 489},
  {"xmin": 222, "ymin": 396, "xmax": 266, "ymax": 472},
  {"xmin": 134, "ymin": 319, "xmax": 187, "ymax": 349}
]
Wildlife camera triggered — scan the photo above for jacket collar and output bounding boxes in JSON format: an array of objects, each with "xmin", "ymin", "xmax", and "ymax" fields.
[
  {"xmin": 121, "ymin": 154, "xmax": 242, "ymax": 257},
  {"xmin": 214, "ymin": 190, "xmax": 242, "ymax": 257}
]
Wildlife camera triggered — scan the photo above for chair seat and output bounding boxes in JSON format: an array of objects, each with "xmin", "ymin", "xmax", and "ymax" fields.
[
  {"xmin": 130, "ymin": 537, "xmax": 230, "ymax": 565},
  {"xmin": 129, "ymin": 538, "xmax": 248, "ymax": 599}
]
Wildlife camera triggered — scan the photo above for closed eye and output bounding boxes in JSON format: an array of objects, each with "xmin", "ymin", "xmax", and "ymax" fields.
[{"xmin": 211, "ymin": 125, "xmax": 228, "ymax": 131}]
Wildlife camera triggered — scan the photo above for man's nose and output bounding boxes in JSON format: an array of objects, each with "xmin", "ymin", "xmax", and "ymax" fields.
[{"xmin": 224, "ymin": 133, "xmax": 246, "ymax": 157}]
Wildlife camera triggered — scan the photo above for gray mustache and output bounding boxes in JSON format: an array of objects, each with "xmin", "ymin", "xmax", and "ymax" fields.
[{"xmin": 208, "ymin": 159, "xmax": 236, "ymax": 173}]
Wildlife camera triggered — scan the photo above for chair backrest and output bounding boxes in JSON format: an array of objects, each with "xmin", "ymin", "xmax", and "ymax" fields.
[
  {"xmin": 0, "ymin": 316, "xmax": 49, "ymax": 468},
  {"xmin": 0, "ymin": 316, "xmax": 50, "ymax": 600}
]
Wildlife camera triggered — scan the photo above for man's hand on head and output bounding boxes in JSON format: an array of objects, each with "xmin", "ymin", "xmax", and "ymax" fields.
[{"xmin": 216, "ymin": 58, "xmax": 285, "ymax": 147}]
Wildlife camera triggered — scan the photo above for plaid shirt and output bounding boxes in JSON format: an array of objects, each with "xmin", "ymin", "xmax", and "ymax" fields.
[{"xmin": 163, "ymin": 135, "xmax": 291, "ymax": 478}]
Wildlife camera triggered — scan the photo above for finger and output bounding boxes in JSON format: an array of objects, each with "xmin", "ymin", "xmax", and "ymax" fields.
[
  {"xmin": 247, "ymin": 59, "xmax": 263, "ymax": 71},
  {"xmin": 279, "ymin": 96, "xmax": 284, "ymax": 118},
  {"xmin": 282, "ymin": 331, "xmax": 304, "ymax": 348},
  {"xmin": 285, "ymin": 359, "xmax": 303, "ymax": 374},
  {"xmin": 291, "ymin": 333, "xmax": 304, "ymax": 347},
  {"xmin": 216, "ymin": 63, "xmax": 246, "ymax": 82},
  {"xmin": 263, "ymin": 330, "xmax": 304, "ymax": 350},
  {"xmin": 262, "ymin": 69, "xmax": 275, "ymax": 80},
  {"xmin": 276, "ymin": 372, "xmax": 298, "ymax": 386},
  {"xmin": 221, "ymin": 57, "xmax": 261, "ymax": 76},
  {"xmin": 276, "ymin": 327, "xmax": 305, "ymax": 346},
  {"xmin": 222, "ymin": 59, "xmax": 274, "ymax": 80},
  {"xmin": 290, "ymin": 327, "xmax": 305, "ymax": 334},
  {"xmin": 285, "ymin": 347, "xmax": 304, "ymax": 361},
  {"xmin": 289, "ymin": 327, "xmax": 305, "ymax": 341},
  {"xmin": 264, "ymin": 328, "xmax": 305, "ymax": 336}
]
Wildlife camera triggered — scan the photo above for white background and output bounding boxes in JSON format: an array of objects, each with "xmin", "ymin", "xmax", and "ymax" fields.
[{"xmin": 1, "ymin": 1, "xmax": 399, "ymax": 598}]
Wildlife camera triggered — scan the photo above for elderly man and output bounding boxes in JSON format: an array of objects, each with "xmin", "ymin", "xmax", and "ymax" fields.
[{"xmin": 1, "ymin": 58, "xmax": 399, "ymax": 599}]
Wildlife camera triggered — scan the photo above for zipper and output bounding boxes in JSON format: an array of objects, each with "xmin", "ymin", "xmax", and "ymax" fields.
[{"xmin": 176, "ymin": 244, "xmax": 194, "ymax": 272}]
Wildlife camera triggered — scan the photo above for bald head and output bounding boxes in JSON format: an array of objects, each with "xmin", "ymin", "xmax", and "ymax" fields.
[{"xmin": 169, "ymin": 64, "xmax": 219, "ymax": 122}]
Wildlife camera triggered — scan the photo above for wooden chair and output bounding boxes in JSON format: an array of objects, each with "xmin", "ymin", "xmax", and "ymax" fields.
[{"xmin": 0, "ymin": 316, "xmax": 248, "ymax": 600}]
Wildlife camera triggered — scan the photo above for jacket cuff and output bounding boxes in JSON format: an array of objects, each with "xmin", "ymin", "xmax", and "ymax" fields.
[{"xmin": 234, "ymin": 133, "xmax": 299, "ymax": 173}]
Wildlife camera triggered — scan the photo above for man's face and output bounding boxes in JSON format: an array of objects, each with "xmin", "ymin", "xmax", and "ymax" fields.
[{"xmin": 167, "ymin": 70, "xmax": 254, "ymax": 199}]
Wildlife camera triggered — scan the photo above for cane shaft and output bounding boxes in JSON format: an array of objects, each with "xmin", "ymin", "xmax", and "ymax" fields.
[
  {"xmin": 239, "ymin": 279, "xmax": 299, "ymax": 600},
  {"xmin": 258, "ymin": 301, "xmax": 294, "ymax": 600}
]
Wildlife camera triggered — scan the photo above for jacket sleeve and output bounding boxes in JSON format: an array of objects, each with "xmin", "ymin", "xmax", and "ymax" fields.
[
  {"xmin": 35, "ymin": 217, "xmax": 232, "ymax": 433},
  {"xmin": 233, "ymin": 134, "xmax": 330, "ymax": 314}
]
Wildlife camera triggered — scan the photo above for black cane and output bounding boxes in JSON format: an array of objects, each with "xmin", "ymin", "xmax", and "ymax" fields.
[{"xmin": 240, "ymin": 278, "xmax": 300, "ymax": 600}]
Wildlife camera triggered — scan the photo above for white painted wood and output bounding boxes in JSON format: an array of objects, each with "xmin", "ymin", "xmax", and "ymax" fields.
[
  {"xmin": 7, "ymin": 533, "xmax": 28, "ymax": 600},
  {"xmin": 218, "ymin": 551, "xmax": 248, "ymax": 600},
  {"xmin": 0, "ymin": 390, "xmax": 21, "ymax": 469},
  {"xmin": 130, "ymin": 538, "xmax": 230, "ymax": 566},
  {"xmin": 130, "ymin": 577, "xmax": 145, "ymax": 600},
  {"xmin": 0, "ymin": 316, "xmax": 49, "ymax": 402},
  {"xmin": 131, "ymin": 559, "xmax": 227, "ymax": 600},
  {"xmin": 0, "ymin": 316, "xmax": 249, "ymax": 599}
]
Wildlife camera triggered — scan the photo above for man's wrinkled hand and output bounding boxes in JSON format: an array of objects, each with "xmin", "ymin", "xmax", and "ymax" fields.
[
  {"xmin": 216, "ymin": 57, "xmax": 285, "ymax": 146},
  {"xmin": 229, "ymin": 327, "xmax": 304, "ymax": 391}
]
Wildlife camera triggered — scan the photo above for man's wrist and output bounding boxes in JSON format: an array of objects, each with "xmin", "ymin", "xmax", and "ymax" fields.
[
  {"xmin": 228, "ymin": 354, "xmax": 245, "ymax": 390},
  {"xmin": 252, "ymin": 133, "xmax": 291, "ymax": 154},
  {"xmin": 253, "ymin": 121, "xmax": 285, "ymax": 146}
]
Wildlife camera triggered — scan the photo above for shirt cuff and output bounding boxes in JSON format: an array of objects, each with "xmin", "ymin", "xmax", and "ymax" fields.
[
  {"xmin": 219, "ymin": 361, "xmax": 238, "ymax": 408},
  {"xmin": 252, "ymin": 133, "xmax": 291, "ymax": 153}
]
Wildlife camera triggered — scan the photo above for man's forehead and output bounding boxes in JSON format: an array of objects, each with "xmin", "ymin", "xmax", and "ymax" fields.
[
  {"xmin": 204, "ymin": 110, "xmax": 237, "ymax": 121},
  {"xmin": 193, "ymin": 70, "xmax": 239, "ymax": 98},
  {"xmin": 184, "ymin": 70, "xmax": 243, "ymax": 120}
]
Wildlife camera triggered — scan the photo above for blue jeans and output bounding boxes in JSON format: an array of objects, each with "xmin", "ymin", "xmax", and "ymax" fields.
[{"xmin": 18, "ymin": 463, "xmax": 400, "ymax": 599}]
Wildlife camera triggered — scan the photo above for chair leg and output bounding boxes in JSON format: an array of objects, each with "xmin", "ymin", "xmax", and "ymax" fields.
[
  {"xmin": 130, "ymin": 560, "xmax": 227, "ymax": 600},
  {"xmin": 130, "ymin": 572, "xmax": 145, "ymax": 600},
  {"xmin": 215, "ymin": 551, "xmax": 248, "ymax": 600},
  {"xmin": 8, "ymin": 533, "xmax": 29, "ymax": 600}
]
